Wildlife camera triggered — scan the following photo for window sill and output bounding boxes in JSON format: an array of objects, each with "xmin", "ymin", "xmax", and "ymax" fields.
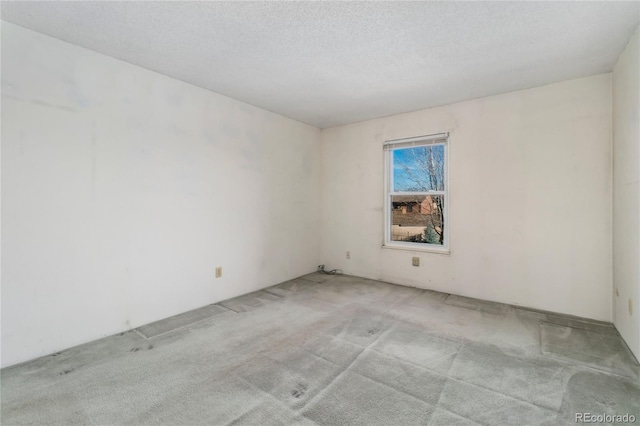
[{"xmin": 382, "ymin": 243, "xmax": 450, "ymax": 255}]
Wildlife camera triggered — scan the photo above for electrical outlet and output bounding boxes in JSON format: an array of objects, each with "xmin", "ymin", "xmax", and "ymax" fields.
[
  {"xmin": 346, "ymin": 251, "xmax": 351, "ymax": 259},
  {"xmin": 630, "ymin": 298, "xmax": 633, "ymax": 316},
  {"xmin": 412, "ymin": 257, "xmax": 419, "ymax": 267},
  {"xmin": 215, "ymin": 267, "xmax": 222, "ymax": 278}
]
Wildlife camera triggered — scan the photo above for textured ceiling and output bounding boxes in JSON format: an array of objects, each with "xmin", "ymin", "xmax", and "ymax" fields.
[{"xmin": 2, "ymin": 1, "xmax": 639, "ymax": 128}]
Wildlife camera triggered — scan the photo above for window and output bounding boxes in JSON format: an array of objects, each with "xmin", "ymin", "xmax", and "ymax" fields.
[{"xmin": 384, "ymin": 133, "xmax": 448, "ymax": 251}]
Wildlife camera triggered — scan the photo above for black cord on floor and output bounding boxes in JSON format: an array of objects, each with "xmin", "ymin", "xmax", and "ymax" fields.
[{"xmin": 317, "ymin": 264, "xmax": 343, "ymax": 275}]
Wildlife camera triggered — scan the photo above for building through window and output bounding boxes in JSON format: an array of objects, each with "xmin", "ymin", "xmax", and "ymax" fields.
[{"xmin": 384, "ymin": 133, "xmax": 448, "ymax": 250}]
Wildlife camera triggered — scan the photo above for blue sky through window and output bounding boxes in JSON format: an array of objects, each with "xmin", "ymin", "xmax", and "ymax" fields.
[{"xmin": 393, "ymin": 145, "xmax": 445, "ymax": 192}]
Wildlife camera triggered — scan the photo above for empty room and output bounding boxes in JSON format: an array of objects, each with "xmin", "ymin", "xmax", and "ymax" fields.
[{"xmin": 1, "ymin": 1, "xmax": 639, "ymax": 425}]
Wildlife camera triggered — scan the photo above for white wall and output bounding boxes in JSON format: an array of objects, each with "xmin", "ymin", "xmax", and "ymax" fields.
[
  {"xmin": 320, "ymin": 74, "xmax": 613, "ymax": 321},
  {"xmin": 613, "ymin": 26, "xmax": 640, "ymax": 360},
  {"xmin": 1, "ymin": 22, "xmax": 321, "ymax": 368}
]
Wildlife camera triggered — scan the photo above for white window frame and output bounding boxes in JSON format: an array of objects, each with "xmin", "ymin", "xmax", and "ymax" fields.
[{"xmin": 383, "ymin": 133, "xmax": 450, "ymax": 254}]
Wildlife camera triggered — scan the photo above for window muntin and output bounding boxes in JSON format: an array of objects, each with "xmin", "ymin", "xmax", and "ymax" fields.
[{"xmin": 384, "ymin": 134, "xmax": 448, "ymax": 250}]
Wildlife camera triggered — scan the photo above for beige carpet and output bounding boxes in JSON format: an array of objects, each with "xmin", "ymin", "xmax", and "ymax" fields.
[{"xmin": 2, "ymin": 273, "xmax": 639, "ymax": 425}]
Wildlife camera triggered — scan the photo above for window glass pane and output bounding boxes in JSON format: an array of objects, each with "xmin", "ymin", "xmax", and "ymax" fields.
[
  {"xmin": 393, "ymin": 145, "xmax": 445, "ymax": 192},
  {"xmin": 391, "ymin": 194, "xmax": 444, "ymax": 245}
]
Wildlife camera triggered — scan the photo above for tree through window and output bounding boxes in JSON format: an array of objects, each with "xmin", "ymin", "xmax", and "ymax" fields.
[{"xmin": 384, "ymin": 134, "xmax": 448, "ymax": 250}]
